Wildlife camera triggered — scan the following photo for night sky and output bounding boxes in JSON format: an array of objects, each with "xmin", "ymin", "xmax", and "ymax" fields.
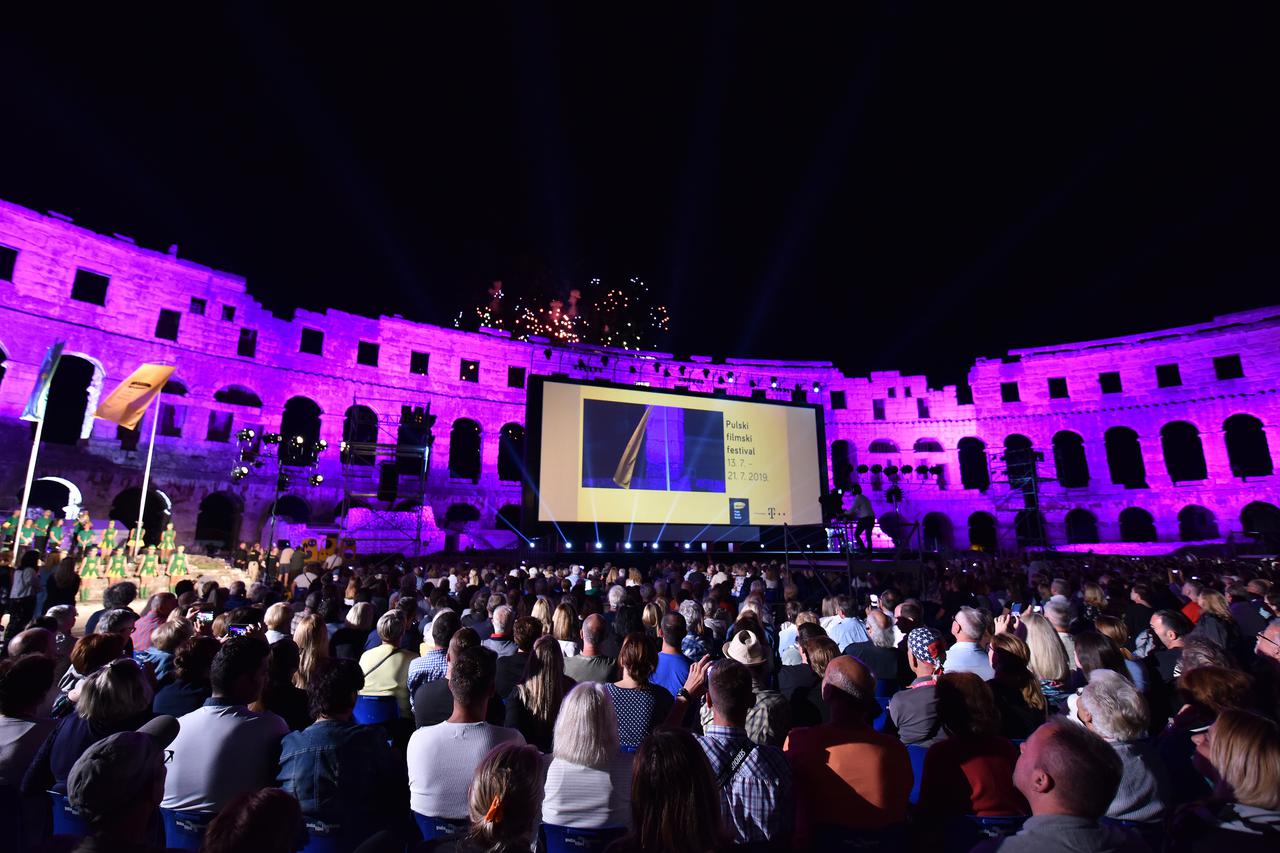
[{"xmin": 2, "ymin": 4, "xmax": 1277, "ymax": 387}]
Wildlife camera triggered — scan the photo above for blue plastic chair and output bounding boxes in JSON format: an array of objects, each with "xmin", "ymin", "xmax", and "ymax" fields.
[
  {"xmin": 353, "ymin": 695, "xmax": 400, "ymax": 726},
  {"xmin": 872, "ymin": 697, "xmax": 892, "ymax": 732},
  {"xmin": 813, "ymin": 822, "xmax": 907, "ymax": 852},
  {"xmin": 161, "ymin": 808, "xmax": 219, "ymax": 850},
  {"xmin": 1100, "ymin": 816, "xmax": 1162, "ymax": 848},
  {"xmin": 301, "ymin": 817, "xmax": 361, "ymax": 853},
  {"xmin": 944, "ymin": 815, "xmax": 1028, "ymax": 853},
  {"xmin": 906, "ymin": 744, "xmax": 928, "ymax": 805},
  {"xmin": 414, "ymin": 813, "xmax": 468, "ymax": 841},
  {"xmin": 49, "ymin": 790, "xmax": 91, "ymax": 837},
  {"xmin": 542, "ymin": 824, "xmax": 626, "ymax": 853}
]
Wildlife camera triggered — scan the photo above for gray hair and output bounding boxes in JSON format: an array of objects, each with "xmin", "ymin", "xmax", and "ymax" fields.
[
  {"xmin": 1079, "ymin": 670, "xmax": 1148, "ymax": 742},
  {"xmin": 492, "ymin": 605, "xmax": 514, "ymax": 635},
  {"xmin": 1050, "ymin": 578, "xmax": 1070, "ymax": 597},
  {"xmin": 46, "ymin": 604, "xmax": 76, "ymax": 629},
  {"xmin": 954, "ymin": 607, "xmax": 988, "ymax": 642},
  {"xmin": 607, "ymin": 585, "xmax": 625, "ymax": 609},
  {"xmin": 867, "ymin": 611, "xmax": 896, "ymax": 649},
  {"xmin": 96, "ymin": 609, "xmax": 138, "ymax": 636},
  {"xmin": 346, "ymin": 601, "xmax": 374, "ymax": 632},
  {"xmin": 376, "ymin": 610, "xmax": 405, "ymax": 644},
  {"xmin": 1044, "ymin": 600, "xmax": 1072, "ymax": 631},
  {"xmin": 77, "ymin": 660, "xmax": 153, "ymax": 725},
  {"xmin": 678, "ymin": 600, "xmax": 703, "ymax": 632},
  {"xmin": 553, "ymin": 682, "xmax": 619, "ymax": 769}
]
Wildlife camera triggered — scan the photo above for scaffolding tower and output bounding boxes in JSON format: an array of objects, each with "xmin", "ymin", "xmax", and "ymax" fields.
[
  {"xmin": 338, "ymin": 398, "xmax": 434, "ymax": 559},
  {"xmin": 987, "ymin": 446, "xmax": 1059, "ymax": 551}
]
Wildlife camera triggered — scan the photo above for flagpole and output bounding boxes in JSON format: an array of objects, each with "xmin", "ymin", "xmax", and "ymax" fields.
[
  {"xmin": 133, "ymin": 402, "xmax": 161, "ymax": 559},
  {"xmin": 12, "ymin": 416, "xmax": 47, "ymax": 567}
]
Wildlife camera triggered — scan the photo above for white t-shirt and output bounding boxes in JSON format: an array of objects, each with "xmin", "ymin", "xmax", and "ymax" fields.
[
  {"xmin": 162, "ymin": 703, "xmax": 289, "ymax": 812},
  {"xmin": 407, "ymin": 721, "xmax": 525, "ymax": 818},
  {"xmin": 542, "ymin": 753, "xmax": 633, "ymax": 829}
]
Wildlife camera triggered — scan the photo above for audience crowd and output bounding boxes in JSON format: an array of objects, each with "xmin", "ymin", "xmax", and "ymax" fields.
[{"xmin": 1, "ymin": 547, "xmax": 1279, "ymax": 852}]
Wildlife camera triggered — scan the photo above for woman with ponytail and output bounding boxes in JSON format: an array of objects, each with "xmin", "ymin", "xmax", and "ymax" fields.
[{"xmin": 420, "ymin": 741, "xmax": 543, "ymax": 853}]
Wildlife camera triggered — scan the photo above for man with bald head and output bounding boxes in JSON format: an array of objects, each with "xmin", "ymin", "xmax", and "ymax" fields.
[
  {"xmin": 996, "ymin": 718, "xmax": 1136, "ymax": 853},
  {"xmin": 564, "ymin": 614, "xmax": 617, "ymax": 683},
  {"xmin": 784, "ymin": 655, "xmax": 912, "ymax": 846}
]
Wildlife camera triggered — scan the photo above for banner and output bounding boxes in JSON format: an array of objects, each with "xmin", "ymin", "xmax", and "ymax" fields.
[
  {"xmin": 94, "ymin": 363, "xmax": 175, "ymax": 430},
  {"xmin": 20, "ymin": 341, "xmax": 65, "ymax": 422}
]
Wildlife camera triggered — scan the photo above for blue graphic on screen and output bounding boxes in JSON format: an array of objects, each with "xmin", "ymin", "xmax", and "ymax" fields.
[{"xmin": 582, "ymin": 400, "xmax": 726, "ymax": 492}]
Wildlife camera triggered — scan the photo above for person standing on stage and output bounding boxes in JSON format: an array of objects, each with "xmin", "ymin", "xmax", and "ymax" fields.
[
  {"xmin": 160, "ymin": 522, "xmax": 177, "ymax": 562},
  {"xmin": 47, "ymin": 515, "xmax": 65, "ymax": 554},
  {"xmin": 850, "ymin": 485, "xmax": 875, "ymax": 556}
]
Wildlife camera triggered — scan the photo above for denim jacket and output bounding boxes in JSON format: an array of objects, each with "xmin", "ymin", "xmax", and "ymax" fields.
[{"xmin": 276, "ymin": 719, "xmax": 404, "ymax": 828}]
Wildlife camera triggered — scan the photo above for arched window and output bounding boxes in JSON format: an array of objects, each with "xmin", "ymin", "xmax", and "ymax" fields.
[
  {"xmin": 214, "ymin": 385, "xmax": 263, "ymax": 407},
  {"xmin": 1178, "ymin": 505, "xmax": 1219, "ymax": 541},
  {"xmin": 449, "ymin": 419, "xmax": 482, "ymax": 481},
  {"xmin": 1224, "ymin": 414, "xmax": 1273, "ymax": 478},
  {"xmin": 161, "ymin": 380, "xmax": 189, "ymax": 397},
  {"xmin": 495, "ymin": 504, "xmax": 522, "ymax": 532},
  {"xmin": 1015, "ymin": 510, "xmax": 1045, "ymax": 549},
  {"xmin": 1118, "ymin": 507, "xmax": 1156, "ymax": 542},
  {"xmin": 271, "ymin": 495, "xmax": 311, "ymax": 525},
  {"xmin": 109, "ymin": 487, "xmax": 173, "ymax": 545},
  {"xmin": 831, "ymin": 440, "xmax": 853, "ymax": 491},
  {"xmin": 1242, "ymin": 502, "xmax": 1280, "ymax": 550},
  {"xmin": 444, "ymin": 502, "xmax": 481, "ymax": 527},
  {"xmin": 1052, "ymin": 431, "xmax": 1089, "ymax": 489},
  {"xmin": 498, "ymin": 423, "xmax": 525, "ymax": 482},
  {"xmin": 1065, "ymin": 509, "xmax": 1099, "ymax": 544},
  {"xmin": 341, "ymin": 405, "xmax": 377, "ymax": 466},
  {"xmin": 196, "ymin": 492, "xmax": 243, "ymax": 549},
  {"xmin": 968, "ymin": 511, "xmax": 997, "ymax": 551},
  {"xmin": 1161, "ymin": 421, "xmax": 1208, "ymax": 483},
  {"xmin": 913, "ymin": 439, "xmax": 944, "ymax": 453},
  {"xmin": 922, "ymin": 512, "xmax": 953, "ymax": 550},
  {"xmin": 1105, "ymin": 427, "xmax": 1147, "ymax": 489},
  {"xmin": 958, "ymin": 437, "xmax": 990, "ymax": 491},
  {"xmin": 1003, "ymin": 435, "xmax": 1037, "ymax": 489},
  {"xmin": 43, "ymin": 355, "xmax": 104, "ymax": 445},
  {"xmin": 280, "ymin": 397, "xmax": 322, "ymax": 465},
  {"xmin": 29, "ymin": 477, "xmax": 83, "ymax": 519},
  {"xmin": 868, "ymin": 439, "xmax": 899, "ymax": 454}
]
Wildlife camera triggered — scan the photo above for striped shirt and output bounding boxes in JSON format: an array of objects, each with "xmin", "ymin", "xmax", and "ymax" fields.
[{"xmin": 697, "ymin": 724, "xmax": 793, "ymax": 843}]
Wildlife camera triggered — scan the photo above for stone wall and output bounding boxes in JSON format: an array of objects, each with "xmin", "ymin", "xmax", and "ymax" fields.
[{"xmin": 1, "ymin": 197, "xmax": 1277, "ymax": 552}]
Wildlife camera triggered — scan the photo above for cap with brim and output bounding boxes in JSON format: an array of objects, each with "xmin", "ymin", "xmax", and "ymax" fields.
[
  {"xmin": 67, "ymin": 716, "xmax": 179, "ymax": 821},
  {"xmin": 726, "ymin": 629, "xmax": 768, "ymax": 668}
]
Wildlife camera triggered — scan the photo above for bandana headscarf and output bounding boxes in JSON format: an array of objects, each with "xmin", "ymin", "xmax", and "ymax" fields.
[{"xmin": 907, "ymin": 627, "xmax": 945, "ymax": 668}]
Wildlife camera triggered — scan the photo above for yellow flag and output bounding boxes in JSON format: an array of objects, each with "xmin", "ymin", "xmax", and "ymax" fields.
[
  {"xmin": 612, "ymin": 406, "xmax": 654, "ymax": 489},
  {"xmin": 94, "ymin": 364, "xmax": 175, "ymax": 430}
]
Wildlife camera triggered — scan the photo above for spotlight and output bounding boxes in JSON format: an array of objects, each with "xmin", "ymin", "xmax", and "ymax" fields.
[
  {"xmin": 812, "ymin": 382, "xmax": 820, "ymax": 393},
  {"xmin": 684, "ymin": 542, "xmax": 692, "ymax": 549},
  {"xmin": 652, "ymin": 541, "xmax": 659, "ymax": 549},
  {"xmin": 309, "ymin": 474, "xmax": 324, "ymax": 486},
  {"xmin": 770, "ymin": 377, "xmax": 778, "ymax": 389},
  {"xmin": 339, "ymin": 441, "xmax": 349, "ymax": 453},
  {"xmin": 624, "ymin": 542, "xmax": 632, "ymax": 549},
  {"xmin": 565, "ymin": 541, "xmax": 572, "ymax": 550},
  {"xmin": 317, "ymin": 439, "xmax": 327, "ymax": 451},
  {"xmin": 236, "ymin": 428, "xmax": 255, "ymax": 442},
  {"xmin": 293, "ymin": 435, "xmax": 305, "ymax": 445},
  {"xmin": 595, "ymin": 541, "xmax": 603, "ymax": 549}
]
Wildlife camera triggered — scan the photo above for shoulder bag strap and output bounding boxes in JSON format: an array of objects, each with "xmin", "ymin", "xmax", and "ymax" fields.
[{"xmin": 716, "ymin": 740, "xmax": 757, "ymax": 789}]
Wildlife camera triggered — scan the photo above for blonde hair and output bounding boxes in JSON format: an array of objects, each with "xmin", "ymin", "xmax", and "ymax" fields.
[
  {"xmin": 292, "ymin": 614, "xmax": 330, "ymax": 689},
  {"xmin": 466, "ymin": 742, "xmax": 542, "ymax": 848},
  {"xmin": 151, "ymin": 619, "xmax": 194, "ymax": 653},
  {"xmin": 515, "ymin": 636, "xmax": 567, "ymax": 725},
  {"xmin": 1210, "ymin": 709, "xmax": 1280, "ymax": 810},
  {"xmin": 1198, "ymin": 590, "xmax": 1233, "ymax": 622},
  {"xmin": 265, "ymin": 602, "xmax": 292, "ymax": 632},
  {"xmin": 1020, "ymin": 611, "xmax": 1070, "ymax": 682},
  {"xmin": 641, "ymin": 602, "xmax": 663, "ymax": 633},
  {"xmin": 795, "ymin": 611, "xmax": 819, "ymax": 628},
  {"xmin": 1094, "ymin": 615, "xmax": 1132, "ymax": 659},
  {"xmin": 551, "ymin": 602, "xmax": 578, "ymax": 643},
  {"xmin": 1082, "ymin": 583, "xmax": 1107, "ymax": 609},
  {"xmin": 553, "ymin": 682, "xmax": 619, "ymax": 768},
  {"xmin": 77, "ymin": 659, "xmax": 153, "ymax": 724},
  {"xmin": 345, "ymin": 602, "xmax": 373, "ymax": 631},
  {"xmin": 530, "ymin": 597, "xmax": 553, "ymax": 633}
]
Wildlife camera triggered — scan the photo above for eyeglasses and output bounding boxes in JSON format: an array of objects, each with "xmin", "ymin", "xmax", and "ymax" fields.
[{"xmin": 1256, "ymin": 631, "xmax": 1280, "ymax": 651}]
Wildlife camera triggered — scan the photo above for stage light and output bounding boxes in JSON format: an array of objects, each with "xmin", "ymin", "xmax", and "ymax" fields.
[
  {"xmin": 770, "ymin": 378, "xmax": 778, "ymax": 389},
  {"xmin": 594, "ymin": 541, "xmax": 603, "ymax": 549},
  {"xmin": 236, "ymin": 428, "xmax": 255, "ymax": 442},
  {"xmin": 564, "ymin": 542, "xmax": 572, "ymax": 549},
  {"xmin": 309, "ymin": 474, "xmax": 324, "ymax": 486},
  {"xmin": 684, "ymin": 542, "xmax": 692, "ymax": 549},
  {"xmin": 293, "ymin": 435, "xmax": 305, "ymax": 445},
  {"xmin": 317, "ymin": 439, "xmax": 327, "ymax": 451},
  {"xmin": 812, "ymin": 382, "xmax": 821, "ymax": 393},
  {"xmin": 339, "ymin": 441, "xmax": 349, "ymax": 452},
  {"xmin": 624, "ymin": 542, "xmax": 632, "ymax": 549}
]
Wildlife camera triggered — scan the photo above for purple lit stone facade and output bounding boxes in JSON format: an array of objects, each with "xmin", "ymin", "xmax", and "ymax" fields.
[{"xmin": 0, "ymin": 197, "xmax": 1277, "ymax": 551}]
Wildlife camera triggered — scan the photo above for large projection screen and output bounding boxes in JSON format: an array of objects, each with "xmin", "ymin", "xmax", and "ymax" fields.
[{"xmin": 526, "ymin": 378, "xmax": 826, "ymax": 527}]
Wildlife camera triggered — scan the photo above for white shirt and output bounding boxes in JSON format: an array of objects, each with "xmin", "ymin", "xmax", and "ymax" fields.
[
  {"xmin": 162, "ymin": 702, "xmax": 289, "ymax": 812},
  {"xmin": 945, "ymin": 641, "xmax": 995, "ymax": 680},
  {"xmin": 542, "ymin": 753, "xmax": 634, "ymax": 829},
  {"xmin": 407, "ymin": 721, "xmax": 525, "ymax": 818},
  {"xmin": 827, "ymin": 616, "xmax": 870, "ymax": 649}
]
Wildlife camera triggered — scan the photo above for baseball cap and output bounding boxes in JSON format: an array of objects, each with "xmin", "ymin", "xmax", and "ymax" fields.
[{"xmin": 67, "ymin": 715, "xmax": 179, "ymax": 822}]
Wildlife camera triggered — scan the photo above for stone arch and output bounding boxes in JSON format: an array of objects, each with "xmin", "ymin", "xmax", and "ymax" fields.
[
  {"xmin": 1224, "ymin": 414, "xmax": 1273, "ymax": 478},
  {"xmin": 196, "ymin": 492, "xmax": 243, "ymax": 549},
  {"xmin": 26, "ymin": 476, "xmax": 84, "ymax": 519},
  {"xmin": 0, "ymin": 341, "xmax": 7, "ymax": 391},
  {"xmin": 109, "ymin": 486, "xmax": 173, "ymax": 544},
  {"xmin": 495, "ymin": 503, "xmax": 522, "ymax": 531},
  {"xmin": 498, "ymin": 423, "xmax": 526, "ymax": 482},
  {"xmin": 1064, "ymin": 509, "xmax": 1099, "ymax": 544},
  {"xmin": 868, "ymin": 439, "xmax": 899, "ymax": 454},
  {"xmin": 1241, "ymin": 501, "xmax": 1280, "ymax": 550},
  {"xmin": 957, "ymin": 437, "xmax": 990, "ymax": 491},
  {"xmin": 1105, "ymin": 427, "xmax": 1147, "ymax": 489},
  {"xmin": 1118, "ymin": 507, "xmax": 1157, "ymax": 543},
  {"xmin": 213, "ymin": 385, "xmax": 263, "ymax": 407},
  {"xmin": 922, "ymin": 512, "xmax": 953, "ymax": 550},
  {"xmin": 1161, "ymin": 421, "xmax": 1208, "ymax": 483},
  {"xmin": 1178, "ymin": 505, "xmax": 1219, "ymax": 541},
  {"xmin": 444, "ymin": 502, "xmax": 481, "ymax": 528},
  {"xmin": 271, "ymin": 494, "xmax": 311, "ymax": 525},
  {"xmin": 913, "ymin": 438, "xmax": 944, "ymax": 453},
  {"xmin": 831, "ymin": 440, "xmax": 853, "ymax": 491},
  {"xmin": 162, "ymin": 379, "xmax": 189, "ymax": 397},
  {"xmin": 280, "ymin": 396, "xmax": 322, "ymax": 465},
  {"xmin": 1003, "ymin": 434, "xmax": 1037, "ymax": 487},
  {"xmin": 341, "ymin": 405, "xmax": 377, "ymax": 466},
  {"xmin": 1052, "ymin": 430, "xmax": 1089, "ymax": 488},
  {"xmin": 968, "ymin": 511, "xmax": 997, "ymax": 551},
  {"xmin": 42, "ymin": 353, "xmax": 105, "ymax": 445},
  {"xmin": 449, "ymin": 418, "xmax": 482, "ymax": 481}
]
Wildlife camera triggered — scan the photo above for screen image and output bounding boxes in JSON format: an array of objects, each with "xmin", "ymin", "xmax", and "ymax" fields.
[{"xmin": 531, "ymin": 379, "xmax": 825, "ymax": 526}]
